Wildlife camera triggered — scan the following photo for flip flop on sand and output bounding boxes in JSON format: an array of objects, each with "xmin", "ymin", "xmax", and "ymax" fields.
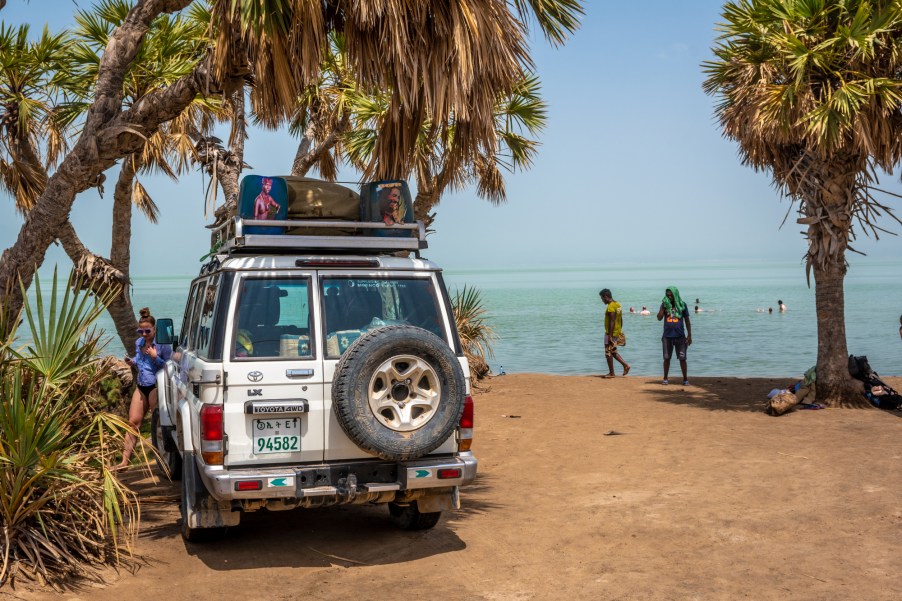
[{"xmin": 601, "ymin": 374, "xmax": 616, "ymax": 379}]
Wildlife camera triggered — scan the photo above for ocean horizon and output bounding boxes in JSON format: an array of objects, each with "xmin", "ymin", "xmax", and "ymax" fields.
[{"xmin": 21, "ymin": 258, "xmax": 902, "ymax": 380}]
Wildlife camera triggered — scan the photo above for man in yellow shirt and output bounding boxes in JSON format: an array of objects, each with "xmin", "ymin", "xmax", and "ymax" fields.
[{"xmin": 599, "ymin": 289, "xmax": 630, "ymax": 378}]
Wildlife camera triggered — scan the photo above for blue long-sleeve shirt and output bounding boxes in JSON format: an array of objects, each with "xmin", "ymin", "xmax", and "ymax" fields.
[{"xmin": 131, "ymin": 337, "xmax": 172, "ymax": 386}]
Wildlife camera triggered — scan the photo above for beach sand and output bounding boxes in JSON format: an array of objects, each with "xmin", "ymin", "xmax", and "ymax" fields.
[{"xmin": 11, "ymin": 374, "xmax": 902, "ymax": 600}]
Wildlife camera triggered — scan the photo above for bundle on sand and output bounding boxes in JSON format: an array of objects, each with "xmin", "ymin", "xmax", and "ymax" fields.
[{"xmin": 767, "ymin": 391, "xmax": 800, "ymax": 416}]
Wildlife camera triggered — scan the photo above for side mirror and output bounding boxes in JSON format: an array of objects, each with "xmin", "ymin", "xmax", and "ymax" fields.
[{"xmin": 155, "ymin": 318, "xmax": 176, "ymax": 346}]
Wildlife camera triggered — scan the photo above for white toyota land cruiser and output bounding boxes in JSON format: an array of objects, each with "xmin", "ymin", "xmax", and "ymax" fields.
[{"xmin": 151, "ymin": 177, "xmax": 476, "ymax": 541}]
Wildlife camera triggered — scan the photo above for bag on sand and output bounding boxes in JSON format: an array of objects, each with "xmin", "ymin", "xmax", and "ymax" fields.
[
  {"xmin": 616, "ymin": 333, "xmax": 626, "ymax": 347},
  {"xmin": 848, "ymin": 355, "xmax": 874, "ymax": 381},
  {"xmin": 766, "ymin": 391, "xmax": 801, "ymax": 416}
]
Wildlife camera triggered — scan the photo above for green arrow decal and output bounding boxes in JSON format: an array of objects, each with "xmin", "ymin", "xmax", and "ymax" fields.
[
  {"xmin": 414, "ymin": 469, "xmax": 430, "ymax": 478},
  {"xmin": 270, "ymin": 478, "xmax": 287, "ymax": 487}
]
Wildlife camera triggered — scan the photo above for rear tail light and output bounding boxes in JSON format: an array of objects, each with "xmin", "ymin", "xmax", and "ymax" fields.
[
  {"xmin": 200, "ymin": 403, "xmax": 224, "ymax": 465},
  {"xmin": 438, "ymin": 468, "xmax": 462, "ymax": 479},
  {"xmin": 458, "ymin": 395, "xmax": 474, "ymax": 452}
]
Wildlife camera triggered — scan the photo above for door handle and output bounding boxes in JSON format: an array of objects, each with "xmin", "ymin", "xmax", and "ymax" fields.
[{"xmin": 286, "ymin": 369, "xmax": 314, "ymax": 378}]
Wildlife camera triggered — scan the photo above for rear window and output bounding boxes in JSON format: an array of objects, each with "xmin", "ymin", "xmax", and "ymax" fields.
[
  {"xmin": 321, "ymin": 276, "xmax": 445, "ymax": 358},
  {"xmin": 232, "ymin": 278, "xmax": 313, "ymax": 360}
]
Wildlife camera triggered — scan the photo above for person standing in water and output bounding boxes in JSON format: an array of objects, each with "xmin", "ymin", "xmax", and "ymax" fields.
[{"xmin": 657, "ymin": 286, "xmax": 692, "ymax": 386}]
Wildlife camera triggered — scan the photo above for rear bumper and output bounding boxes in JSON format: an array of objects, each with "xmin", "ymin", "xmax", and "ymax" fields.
[{"xmin": 199, "ymin": 452, "xmax": 477, "ymax": 502}]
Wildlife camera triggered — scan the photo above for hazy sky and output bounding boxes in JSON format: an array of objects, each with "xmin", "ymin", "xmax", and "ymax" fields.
[{"xmin": 3, "ymin": 0, "xmax": 902, "ymax": 276}]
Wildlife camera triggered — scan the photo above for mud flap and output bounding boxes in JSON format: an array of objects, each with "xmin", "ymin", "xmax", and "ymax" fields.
[
  {"xmin": 183, "ymin": 453, "xmax": 240, "ymax": 529},
  {"xmin": 417, "ymin": 486, "xmax": 459, "ymax": 513}
]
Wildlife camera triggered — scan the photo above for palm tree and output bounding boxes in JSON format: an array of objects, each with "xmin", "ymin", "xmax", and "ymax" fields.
[
  {"xmin": 0, "ymin": 0, "xmax": 584, "ymax": 331},
  {"xmin": 60, "ymin": 0, "xmax": 223, "ymax": 350},
  {"xmin": 703, "ymin": 0, "xmax": 902, "ymax": 407},
  {"xmin": 0, "ymin": 25, "xmax": 124, "ymax": 317}
]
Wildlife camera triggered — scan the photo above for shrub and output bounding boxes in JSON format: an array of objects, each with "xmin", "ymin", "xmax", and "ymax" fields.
[
  {"xmin": 451, "ymin": 285, "xmax": 497, "ymax": 382},
  {"xmin": 0, "ymin": 269, "xmax": 138, "ymax": 588}
]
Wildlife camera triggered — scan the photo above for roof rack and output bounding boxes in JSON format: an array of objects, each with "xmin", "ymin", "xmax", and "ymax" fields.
[{"xmin": 212, "ymin": 217, "xmax": 428, "ymax": 254}]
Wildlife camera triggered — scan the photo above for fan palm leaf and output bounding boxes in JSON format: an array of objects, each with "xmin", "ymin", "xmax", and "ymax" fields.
[
  {"xmin": 451, "ymin": 285, "xmax": 497, "ymax": 381},
  {"xmin": 0, "ymin": 24, "xmax": 72, "ymax": 212}
]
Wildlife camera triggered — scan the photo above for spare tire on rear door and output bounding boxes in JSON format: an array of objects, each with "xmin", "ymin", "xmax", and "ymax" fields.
[{"xmin": 332, "ymin": 325, "xmax": 466, "ymax": 461}]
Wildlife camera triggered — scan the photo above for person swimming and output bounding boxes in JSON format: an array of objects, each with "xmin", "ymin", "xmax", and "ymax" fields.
[{"xmin": 639, "ymin": 306, "xmax": 650, "ymax": 315}]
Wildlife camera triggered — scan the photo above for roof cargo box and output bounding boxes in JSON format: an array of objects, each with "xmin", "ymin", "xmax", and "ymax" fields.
[
  {"xmin": 209, "ymin": 175, "xmax": 426, "ymax": 255},
  {"xmin": 239, "ymin": 176, "xmax": 360, "ymax": 236},
  {"xmin": 360, "ymin": 180, "xmax": 414, "ymax": 237},
  {"xmin": 283, "ymin": 177, "xmax": 359, "ymax": 236}
]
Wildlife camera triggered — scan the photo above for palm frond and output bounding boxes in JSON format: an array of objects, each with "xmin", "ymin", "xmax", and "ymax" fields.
[
  {"xmin": 132, "ymin": 177, "xmax": 160, "ymax": 223},
  {"xmin": 451, "ymin": 285, "xmax": 497, "ymax": 381}
]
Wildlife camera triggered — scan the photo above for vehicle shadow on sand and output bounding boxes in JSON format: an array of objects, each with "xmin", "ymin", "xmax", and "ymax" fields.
[{"xmin": 128, "ymin": 473, "xmax": 485, "ymax": 571}]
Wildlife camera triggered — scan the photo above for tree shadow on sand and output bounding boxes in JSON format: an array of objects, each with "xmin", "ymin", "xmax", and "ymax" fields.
[
  {"xmin": 643, "ymin": 376, "xmax": 787, "ymax": 413},
  {"xmin": 644, "ymin": 376, "xmax": 902, "ymax": 417}
]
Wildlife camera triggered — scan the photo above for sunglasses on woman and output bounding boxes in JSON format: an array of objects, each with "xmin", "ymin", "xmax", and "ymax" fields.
[{"xmin": 136, "ymin": 328, "xmax": 153, "ymax": 335}]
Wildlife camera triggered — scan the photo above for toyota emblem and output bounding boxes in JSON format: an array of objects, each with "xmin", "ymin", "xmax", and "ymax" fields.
[{"xmin": 247, "ymin": 371, "xmax": 264, "ymax": 383}]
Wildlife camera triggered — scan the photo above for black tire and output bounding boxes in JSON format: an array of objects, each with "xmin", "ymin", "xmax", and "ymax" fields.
[
  {"xmin": 332, "ymin": 325, "xmax": 466, "ymax": 461},
  {"xmin": 180, "ymin": 460, "xmax": 228, "ymax": 543},
  {"xmin": 389, "ymin": 502, "xmax": 442, "ymax": 531},
  {"xmin": 150, "ymin": 408, "xmax": 182, "ymax": 480}
]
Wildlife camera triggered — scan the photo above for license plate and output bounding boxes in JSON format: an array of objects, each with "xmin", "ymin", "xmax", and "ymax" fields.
[{"xmin": 253, "ymin": 417, "xmax": 301, "ymax": 454}]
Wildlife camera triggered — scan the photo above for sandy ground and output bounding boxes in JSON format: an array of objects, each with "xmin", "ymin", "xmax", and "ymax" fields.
[{"xmin": 7, "ymin": 373, "xmax": 902, "ymax": 601}]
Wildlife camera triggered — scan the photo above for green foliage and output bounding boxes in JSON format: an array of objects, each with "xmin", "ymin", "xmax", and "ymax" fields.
[
  {"xmin": 0, "ymin": 269, "xmax": 137, "ymax": 588},
  {"xmin": 0, "ymin": 23, "xmax": 72, "ymax": 211},
  {"xmin": 451, "ymin": 286, "xmax": 497, "ymax": 381},
  {"xmin": 702, "ymin": 0, "xmax": 902, "ymax": 165}
]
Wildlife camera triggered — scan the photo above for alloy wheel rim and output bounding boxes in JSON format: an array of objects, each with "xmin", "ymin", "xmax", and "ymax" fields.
[{"xmin": 367, "ymin": 354, "xmax": 440, "ymax": 432}]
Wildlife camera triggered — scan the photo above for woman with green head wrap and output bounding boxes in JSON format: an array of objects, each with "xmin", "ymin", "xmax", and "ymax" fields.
[{"xmin": 657, "ymin": 286, "xmax": 692, "ymax": 385}]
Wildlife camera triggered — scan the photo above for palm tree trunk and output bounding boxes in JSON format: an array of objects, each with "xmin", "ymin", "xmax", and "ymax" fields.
[
  {"xmin": 220, "ymin": 89, "xmax": 246, "ymax": 203},
  {"xmin": 108, "ymin": 154, "xmax": 143, "ymax": 350},
  {"xmin": 291, "ymin": 115, "xmax": 349, "ymax": 177},
  {"xmin": 56, "ymin": 223, "xmax": 133, "ymax": 351},
  {"xmin": 803, "ymin": 160, "xmax": 868, "ymax": 408},
  {"xmin": 811, "ymin": 258, "xmax": 864, "ymax": 406}
]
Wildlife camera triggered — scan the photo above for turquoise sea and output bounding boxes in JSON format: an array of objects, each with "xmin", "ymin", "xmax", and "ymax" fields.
[{"xmin": 26, "ymin": 259, "xmax": 902, "ymax": 379}]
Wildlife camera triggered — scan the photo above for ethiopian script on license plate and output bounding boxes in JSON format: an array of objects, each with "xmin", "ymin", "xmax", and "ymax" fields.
[{"xmin": 253, "ymin": 417, "xmax": 300, "ymax": 454}]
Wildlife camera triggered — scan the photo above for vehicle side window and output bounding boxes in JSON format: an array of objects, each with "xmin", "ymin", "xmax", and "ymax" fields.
[
  {"xmin": 182, "ymin": 279, "xmax": 207, "ymax": 351},
  {"xmin": 321, "ymin": 277, "xmax": 444, "ymax": 358},
  {"xmin": 179, "ymin": 281, "xmax": 202, "ymax": 349},
  {"xmin": 195, "ymin": 273, "xmax": 221, "ymax": 360},
  {"xmin": 232, "ymin": 277, "xmax": 312, "ymax": 360}
]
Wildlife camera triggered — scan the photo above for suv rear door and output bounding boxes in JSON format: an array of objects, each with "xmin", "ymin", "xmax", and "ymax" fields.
[
  {"xmin": 319, "ymin": 270, "xmax": 458, "ymax": 460},
  {"xmin": 222, "ymin": 271, "xmax": 327, "ymax": 466}
]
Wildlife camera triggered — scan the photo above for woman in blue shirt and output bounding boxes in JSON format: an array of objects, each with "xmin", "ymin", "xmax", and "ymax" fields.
[{"xmin": 117, "ymin": 307, "xmax": 172, "ymax": 470}]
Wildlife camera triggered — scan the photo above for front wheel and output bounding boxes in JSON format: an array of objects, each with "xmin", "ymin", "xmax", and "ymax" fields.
[{"xmin": 388, "ymin": 502, "xmax": 442, "ymax": 531}]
